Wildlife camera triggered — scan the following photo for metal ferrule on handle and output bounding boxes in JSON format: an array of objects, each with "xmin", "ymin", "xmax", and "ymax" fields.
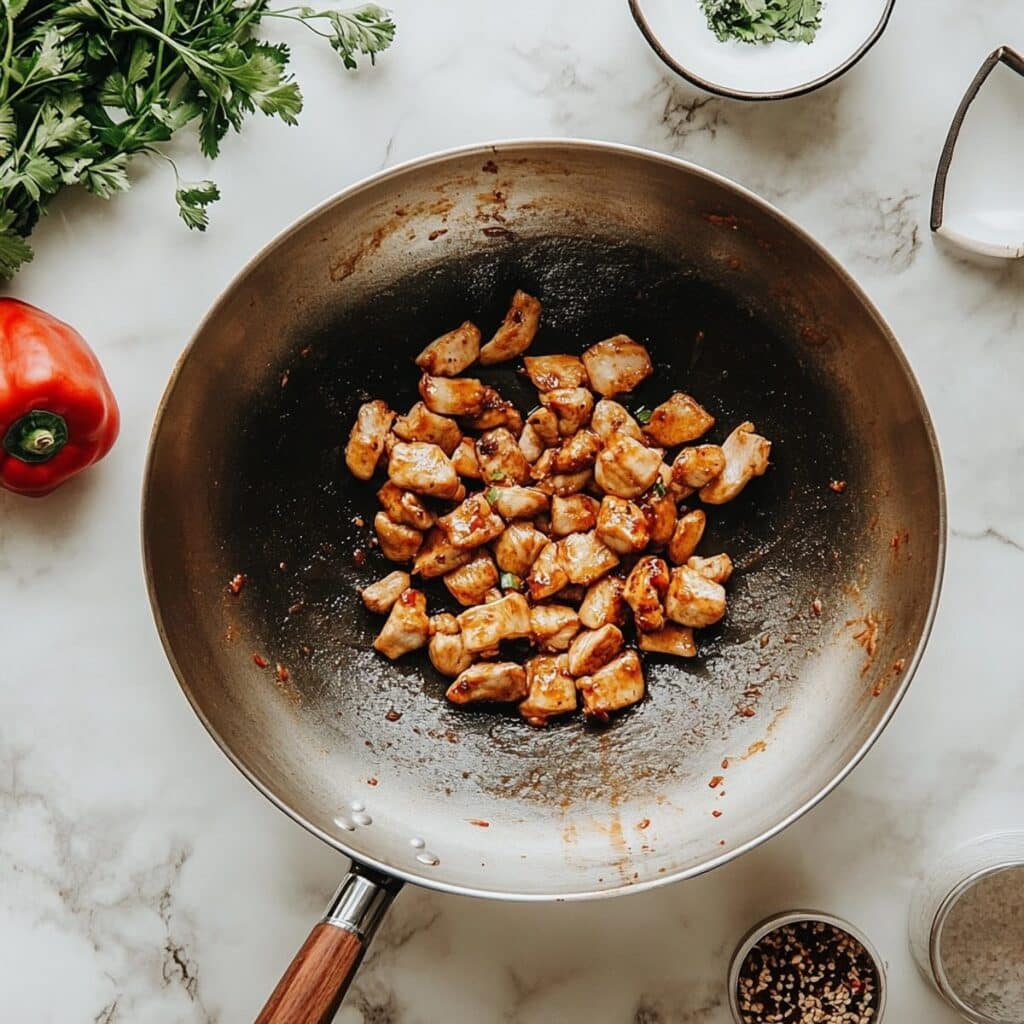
[{"xmin": 322, "ymin": 867, "xmax": 397, "ymax": 941}]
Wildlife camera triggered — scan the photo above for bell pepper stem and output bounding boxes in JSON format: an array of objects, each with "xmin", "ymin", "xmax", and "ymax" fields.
[{"xmin": 3, "ymin": 410, "xmax": 69, "ymax": 463}]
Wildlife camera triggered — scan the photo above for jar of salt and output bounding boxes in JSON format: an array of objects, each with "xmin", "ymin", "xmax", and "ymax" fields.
[{"xmin": 909, "ymin": 831, "xmax": 1024, "ymax": 1023}]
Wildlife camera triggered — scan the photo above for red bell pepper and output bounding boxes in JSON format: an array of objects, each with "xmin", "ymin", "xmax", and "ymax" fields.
[{"xmin": 0, "ymin": 299, "xmax": 119, "ymax": 497}]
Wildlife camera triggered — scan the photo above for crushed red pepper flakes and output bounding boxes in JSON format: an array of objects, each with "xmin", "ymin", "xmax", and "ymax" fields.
[
  {"xmin": 353, "ymin": 548, "xmax": 367, "ymax": 566},
  {"xmin": 709, "ymin": 775, "xmax": 724, "ymax": 789},
  {"xmin": 636, "ymin": 818, "xmax": 651, "ymax": 830},
  {"xmin": 227, "ymin": 573, "xmax": 247, "ymax": 595},
  {"xmin": 712, "ymin": 809, "xmax": 723, "ymax": 818},
  {"xmin": 811, "ymin": 597, "xmax": 823, "ymax": 617},
  {"xmin": 385, "ymin": 709, "xmax": 402, "ymax": 722},
  {"xmin": 829, "ymin": 479, "xmax": 847, "ymax": 493},
  {"xmin": 352, "ymin": 515, "xmax": 365, "ymax": 528},
  {"xmin": 252, "ymin": 653, "xmax": 268, "ymax": 668},
  {"xmin": 275, "ymin": 663, "xmax": 290, "ymax": 682},
  {"xmin": 721, "ymin": 758, "xmax": 731, "ymax": 770},
  {"xmin": 738, "ymin": 706, "xmax": 756, "ymax": 718},
  {"xmin": 367, "ymin": 777, "xmax": 379, "ymax": 786},
  {"xmin": 468, "ymin": 819, "xmax": 490, "ymax": 828}
]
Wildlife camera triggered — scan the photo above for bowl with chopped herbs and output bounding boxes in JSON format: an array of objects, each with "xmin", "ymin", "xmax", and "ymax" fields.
[{"xmin": 629, "ymin": 0, "xmax": 896, "ymax": 100}]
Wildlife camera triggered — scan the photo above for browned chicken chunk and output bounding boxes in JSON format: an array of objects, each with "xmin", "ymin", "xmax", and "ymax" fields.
[
  {"xmin": 552, "ymin": 429, "xmax": 602, "ymax": 473},
  {"xmin": 550, "ymin": 493, "xmax": 600, "ymax": 537},
  {"xmin": 526, "ymin": 541, "xmax": 569, "ymax": 601},
  {"xmin": 373, "ymin": 589, "xmax": 430, "ymax": 659},
  {"xmin": 700, "ymin": 421, "xmax": 771, "ymax": 504},
  {"xmin": 517, "ymin": 423, "xmax": 544, "ymax": 464},
  {"xmin": 428, "ymin": 613, "xmax": 474, "ymax": 677},
  {"xmin": 534, "ymin": 465, "xmax": 594, "ymax": 497},
  {"xmin": 687, "ymin": 553, "xmax": 734, "ymax": 584},
  {"xmin": 388, "ymin": 441, "xmax": 461, "ymax": 499},
  {"xmin": 418, "ymin": 373, "xmax": 497, "ymax": 417},
  {"xmin": 444, "ymin": 553, "xmax": 499, "ymax": 606},
  {"xmin": 412, "ymin": 527, "xmax": 473, "ymax": 578},
  {"xmin": 578, "ymin": 576, "xmax": 627, "ymax": 629},
  {"xmin": 667, "ymin": 509, "xmax": 706, "ymax": 565},
  {"xmin": 581, "ymin": 336, "xmax": 653, "ymax": 397},
  {"xmin": 623, "ymin": 555, "xmax": 670, "ymax": 633},
  {"xmin": 639, "ymin": 465, "xmax": 676, "ymax": 547},
  {"xmin": 415, "ymin": 321, "xmax": 481, "ymax": 377},
  {"xmin": 392, "ymin": 401, "xmax": 462, "ymax": 455},
  {"xmin": 594, "ymin": 434, "xmax": 663, "ymax": 499},
  {"xmin": 438, "ymin": 494, "xmax": 506, "ymax": 550},
  {"xmin": 644, "ymin": 393, "xmax": 715, "ymax": 447},
  {"xmin": 591, "ymin": 399, "xmax": 643, "ymax": 442},
  {"xmin": 671, "ymin": 444, "xmax": 727, "ymax": 489},
  {"xmin": 488, "ymin": 485, "xmax": 549, "ymax": 520},
  {"xmin": 568, "ymin": 623, "xmax": 624, "ymax": 676},
  {"xmin": 376, "ymin": 481, "xmax": 435, "ymax": 531},
  {"xmin": 519, "ymin": 655, "xmax": 577, "ymax": 726},
  {"xmin": 374, "ymin": 511, "xmax": 423, "ymax": 562},
  {"xmin": 461, "ymin": 400, "xmax": 523, "ymax": 435},
  {"xmin": 360, "ymin": 570, "xmax": 411, "ymax": 614},
  {"xmin": 529, "ymin": 604, "xmax": 581, "ymax": 652},
  {"xmin": 526, "ymin": 406, "xmax": 561, "ymax": 446},
  {"xmin": 457, "ymin": 592, "xmax": 531, "ymax": 652},
  {"xmin": 479, "ymin": 290, "xmax": 542, "ymax": 365},
  {"xmin": 523, "ymin": 354, "xmax": 589, "ymax": 391},
  {"xmin": 638, "ymin": 623, "xmax": 697, "ymax": 658},
  {"xmin": 451, "ymin": 437, "xmax": 482, "ymax": 478},
  {"xmin": 665, "ymin": 565, "xmax": 727, "ymax": 628},
  {"xmin": 577, "ymin": 649, "xmax": 645, "ymax": 719},
  {"xmin": 446, "ymin": 662, "xmax": 528, "ymax": 704},
  {"xmin": 345, "ymin": 399, "xmax": 395, "ymax": 480},
  {"xmin": 540, "ymin": 387, "xmax": 594, "ymax": 436},
  {"xmin": 493, "ymin": 522, "xmax": 549, "ymax": 577},
  {"xmin": 477, "ymin": 428, "xmax": 531, "ymax": 485},
  {"xmin": 558, "ymin": 531, "xmax": 620, "ymax": 585},
  {"xmin": 596, "ymin": 496, "xmax": 650, "ymax": 555}
]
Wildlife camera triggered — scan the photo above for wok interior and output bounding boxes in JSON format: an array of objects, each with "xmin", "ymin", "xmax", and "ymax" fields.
[{"xmin": 144, "ymin": 145, "xmax": 942, "ymax": 897}]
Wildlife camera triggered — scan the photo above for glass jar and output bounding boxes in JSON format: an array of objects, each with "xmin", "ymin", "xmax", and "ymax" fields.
[{"xmin": 909, "ymin": 831, "xmax": 1024, "ymax": 1023}]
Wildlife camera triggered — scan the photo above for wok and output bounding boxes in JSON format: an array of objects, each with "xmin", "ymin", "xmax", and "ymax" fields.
[{"xmin": 143, "ymin": 141, "xmax": 945, "ymax": 1023}]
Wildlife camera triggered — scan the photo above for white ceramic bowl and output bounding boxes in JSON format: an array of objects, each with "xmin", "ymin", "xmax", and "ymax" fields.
[{"xmin": 630, "ymin": 0, "xmax": 896, "ymax": 100}]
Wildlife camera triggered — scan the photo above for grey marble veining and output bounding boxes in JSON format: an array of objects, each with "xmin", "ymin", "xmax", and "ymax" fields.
[{"xmin": 2, "ymin": 1, "xmax": 1023, "ymax": 1020}]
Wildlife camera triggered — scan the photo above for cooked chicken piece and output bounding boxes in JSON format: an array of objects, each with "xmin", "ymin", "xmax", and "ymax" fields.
[
  {"xmin": 412, "ymin": 526, "xmax": 473, "ymax": 578},
  {"xmin": 594, "ymin": 434, "xmax": 663, "ymax": 499},
  {"xmin": 638, "ymin": 623, "xmax": 697, "ymax": 658},
  {"xmin": 577, "ymin": 649, "xmax": 645, "ymax": 720},
  {"xmin": 550, "ymin": 493, "xmax": 600, "ymax": 537},
  {"xmin": 428, "ymin": 613, "xmax": 474, "ymax": 677},
  {"xmin": 519, "ymin": 654, "xmax": 577, "ymax": 726},
  {"xmin": 526, "ymin": 406, "xmax": 561, "ymax": 447},
  {"xmin": 536, "ymin": 467, "xmax": 593, "ymax": 497},
  {"xmin": 591, "ymin": 399, "xmax": 644, "ymax": 443},
  {"xmin": 373, "ymin": 588, "xmax": 430, "ymax": 659},
  {"xmin": 392, "ymin": 401, "xmax": 462, "ymax": 455},
  {"xmin": 582, "ymin": 336, "xmax": 653, "ymax": 397},
  {"xmin": 479, "ymin": 290, "xmax": 542, "ymax": 365},
  {"xmin": 644, "ymin": 393, "xmax": 714, "ymax": 446},
  {"xmin": 462, "ymin": 400, "xmax": 523, "ymax": 435},
  {"xmin": 415, "ymin": 321, "xmax": 481, "ymax": 377},
  {"xmin": 672, "ymin": 444, "xmax": 727, "ymax": 489},
  {"xmin": 418, "ymin": 373, "xmax": 498, "ymax": 417},
  {"xmin": 438, "ymin": 494, "xmax": 505, "ymax": 550},
  {"xmin": 447, "ymin": 661, "xmax": 528, "ymax": 704},
  {"xmin": 457, "ymin": 592, "xmax": 531, "ymax": 652},
  {"xmin": 665, "ymin": 565, "xmax": 727, "ymax": 628},
  {"xmin": 493, "ymin": 522, "xmax": 548, "ymax": 577},
  {"xmin": 526, "ymin": 541, "xmax": 569, "ymax": 601},
  {"xmin": 558, "ymin": 531, "xmax": 619, "ymax": 586},
  {"xmin": 623, "ymin": 555, "xmax": 670, "ymax": 633},
  {"xmin": 667, "ymin": 509, "xmax": 706, "ymax": 565},
  {"xmin": 596, "ymin": 496, "xmax": 650, "ymax": 555},
  {"xmin": 476, "ymin": 428, "xmax": 531, "ymax": 486},
  {"xmin": 452, "ymin": 437, "xmax": 482, "ymax": 479},
  {"xmin": 529, "ymin": 604, "xmax": 581, "ymax": 652},
  {"xmin": 568, "ymin": 624, "xmax": 624, "ymax": 676},
  {"xmin": 374, "ymin": 511, "xmax": 423, "ymax": 563},
  {"xmin": 639, "ymin": 465, "xmax": 676, "ymax": 548},
  {"xmin": 376, "ymin": 481, "xmax": 435, "ymax": 531},
  {"xmin": 578, "ymin": 576, "xmax": 627, "ymax": 629},
  {"xmin": 443, "ymin": 554, "xmax": 499, "ymax": 607},
  {"xmin": 488, "ymin": 485, "xmax": 549, "ymax": 520},
  {"xmin": 687, "ymin": 553, "xmax": 734, "ymax": 584},
  {"xmin": 700, "ymin": 421, "xmax": 771, "ymax": 504},
  {"xmin": 523, "ymin": 354, "xmax": 589, "ymax": 392},
  {"xmin": 540, "ymin": 387, "xmax": 594, "ymax": 437},
  {"xmin": 388, "ymin": 442, "xmax": 461, "ymax": 499},
  {"xmin": 518, "ymin": 423, "xmax": 544, "ymax": 463},
  {"xmin": 552, "ymin": 429, "xmax": 602, "ymax": 473},
  {"xmin": 360, "ymin": 570, "xmax": 411, "ymax": 614},
  {"xmin": 345, "ymin": 399, "xmax": 395, "ymax": 480}
]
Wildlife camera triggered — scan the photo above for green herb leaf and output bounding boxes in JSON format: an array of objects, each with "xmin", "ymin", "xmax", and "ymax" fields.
[
  {"xmin": 652, "ymin": 480, "xmax": 667, "ymax": 498},
  {"xmin": 634, "ymin": 406, "xmax": 653, "ymax": 425},
  {"xmin": 499, "ymin": 571, "xmax": 522, "ymax": 591},
  {"xmin": 699, "ymin": 0, "xmax": 821, "ymax": 45},
  {"xmin": 489, "ymin": 470, "xmax": 507, "ymax": 482},
  {"xmin": 0, "ymin": 212, "xmax": 33, "ymax": 277},
  {"xmin": 484, "ymin": 486, "xmax": 500, "ymax": 504},
  {"xmin": 176, "ymin": 179, "xmax": 220, "ymax": 231}
]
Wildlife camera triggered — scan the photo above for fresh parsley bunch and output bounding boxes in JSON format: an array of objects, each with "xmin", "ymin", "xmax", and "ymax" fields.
[
  {"xmin": 699, "ymin": 0, "xmax": 821, "ymax": 45},
  {"xmin": 0, "ymin": 0, "xmax": 395, "ymax": 277}
]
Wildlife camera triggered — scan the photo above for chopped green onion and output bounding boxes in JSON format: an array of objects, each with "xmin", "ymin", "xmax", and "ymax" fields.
[
  {"xmin": 485, "ymin": 486, "xmax": 500, "ymax": 504},
  {"xmin": 489, "ymin": 470, "xmax": 507, "ymax": 482},
  {"xmin": 652, "ymin": 480, "xmax": 667, "ymax": 498},
  {"xmin": 499, "ymin": 571, "xmax": 522, "ymax": 591},
  {"xmin": 634, "ymin": 406, "xmax": 653, "ymax": 425}
]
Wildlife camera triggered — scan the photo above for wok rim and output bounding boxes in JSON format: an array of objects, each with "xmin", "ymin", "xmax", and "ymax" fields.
[{"xmin": 142, "ymin": 138, "xmax": 947, "ymax": 902}]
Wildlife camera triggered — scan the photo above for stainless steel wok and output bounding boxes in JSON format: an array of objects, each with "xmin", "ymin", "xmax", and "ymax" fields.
[{"xmin": 143, "ymin": 140, "xmax": 945, "ymax": 1023}]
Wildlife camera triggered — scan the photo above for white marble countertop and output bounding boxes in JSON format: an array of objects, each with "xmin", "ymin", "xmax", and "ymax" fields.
[{"xmin": 3, "ymin": 1, "xmax": 1023, "ymax": 1021}]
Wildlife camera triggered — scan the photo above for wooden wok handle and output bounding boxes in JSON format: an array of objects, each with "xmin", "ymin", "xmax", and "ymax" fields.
[{"xmin": 255, "ymin": 865, "xmax": 402, "ymax": 1024}]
